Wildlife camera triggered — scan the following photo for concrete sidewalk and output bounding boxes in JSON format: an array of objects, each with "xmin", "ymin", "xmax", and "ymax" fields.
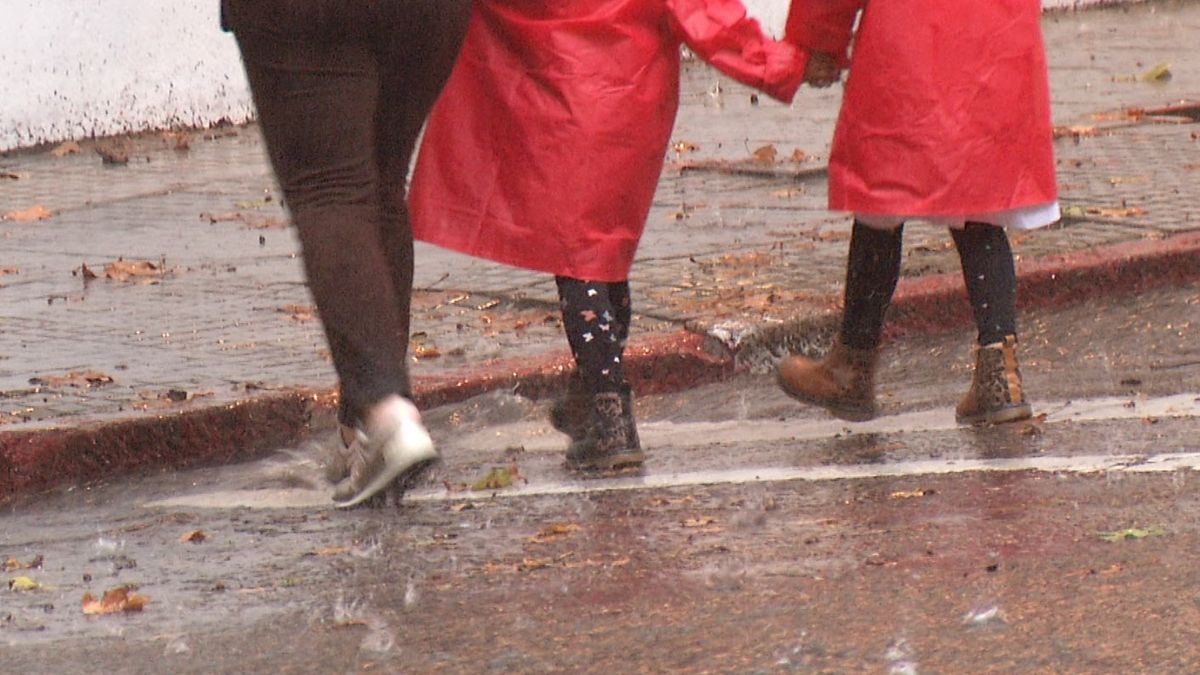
[{"xmin": 2, "ymin": 1, "xmax": 1199, "ymax": 497}]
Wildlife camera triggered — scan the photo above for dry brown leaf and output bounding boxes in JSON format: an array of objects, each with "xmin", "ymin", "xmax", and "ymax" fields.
[
  {"xmin": 81, "ymin": 586, "xmax": 147, "ymax": 615},
  {"xmin": 29, "ymin": 370, "xmax": 114, "ymax": 388},
  {"xmin": 751, "ymin": 144, "xmax": 778, "ymax": 164},
  {"xmin": 279, "ymin": 304, "xmax": 315, "ymax": 322},
  {"xmin": 528, "ymin": 523, "xmax": 582, "ymax": 544},
  {"xmin": 0, "ymin": 267, "xmax": 19, "ymax": 275},
  {"xmin": 682, "ymin": 517, "xmax": 716, "ymax": 528},
  {"xmin": 1052, "ymin": 125, "xmax": 1096, "ymax": 139},
  {"xmin": 104, "ymin": 259, "xmax": 164, "ymax": 282},
  {"xmin": 3, "ymin": 205, "xmax": 54, "ymax": 222},
  {"xmin": 179, "ymin": 530, "xmax": 207, "ymax": 544},
  {"xmin": 889, "ymin": 489, "xmax": 935, "ymax": 500},
  {"xmin": 50, "ymin": 141, "xmax": 81, "ymax": 157},
  {"xmin": 161, "ymin": 131, "xmax": 191, "ymax": 151},
  {"xmin": 789, "ymin": 148, "xmax": 808, "ymax": 163}
]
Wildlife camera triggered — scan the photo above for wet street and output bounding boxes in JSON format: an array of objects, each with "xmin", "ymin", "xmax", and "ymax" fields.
[{"xmin": 3, "ymin": 281, "xmax": 1199, "ymax": 673}]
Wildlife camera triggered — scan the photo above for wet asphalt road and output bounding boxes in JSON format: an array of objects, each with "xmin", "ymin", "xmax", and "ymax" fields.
[{"xmin": 2, "ymin": 281, "xmax": 1198, "ymax": 674}]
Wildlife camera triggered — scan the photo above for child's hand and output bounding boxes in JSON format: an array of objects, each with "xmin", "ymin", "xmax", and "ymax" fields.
[{"xmin": 803, "ymin": 52, "xmax": 841, "ymax": 88}]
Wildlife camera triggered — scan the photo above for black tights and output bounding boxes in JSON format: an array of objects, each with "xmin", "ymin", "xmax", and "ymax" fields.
[
  {"xmin": 556, "ymin": 277, "xmax": 632, "ymax": 394},
  {"xmin": 225, "ymin": 0, "xmax": 471, "ymax": 427},
  {"xmin": 840, "ymin": 220, "xmax": 1017, "ymax": 349}
]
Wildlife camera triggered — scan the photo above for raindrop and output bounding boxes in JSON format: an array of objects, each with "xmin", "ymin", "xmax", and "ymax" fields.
[
  {"xmin": 164, "ymin": 636, "xmax": 191, "ymax": 655},
  {"xmin": 93, "ymin": 537, "xmax": 122, "ymax": 554},
  {"xmin": 962, "ymin": 604, "xmax": 1005, "ymax": 627},
  {"xmin": 403, "ymin": 580, "xmax": 419, "ymax": 609},
  {"xmin": 884, "ymin": 638, "xmax": 918, "ymax": 675}
]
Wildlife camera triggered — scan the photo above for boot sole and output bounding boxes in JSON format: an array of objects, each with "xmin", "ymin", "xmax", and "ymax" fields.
[
  {"xmin": 776, "ymin": 373, "xmax": 877, "ymax": 422},
  {"xmin": 334, "ymin": 421, "xmax": 439, "ymax": 509},
  {"xmin": 956, "ymin": 403, "xmax": 1033, "ymax": 426}
]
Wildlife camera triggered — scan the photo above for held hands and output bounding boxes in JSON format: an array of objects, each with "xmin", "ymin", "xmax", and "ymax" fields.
[{"xmin": 803, "ymin": 52, "xmax": 842, "ymax": 88}]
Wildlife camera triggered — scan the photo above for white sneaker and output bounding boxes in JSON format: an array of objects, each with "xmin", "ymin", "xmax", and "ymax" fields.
[{"xmin": 332, "ymin": 396, "xmax": 438, "ymax": 508}]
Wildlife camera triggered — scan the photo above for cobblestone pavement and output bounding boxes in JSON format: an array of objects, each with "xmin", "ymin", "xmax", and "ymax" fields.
[{"xmin": 0, "ymin": 0, "xmax": 1197, "ymax": 430}]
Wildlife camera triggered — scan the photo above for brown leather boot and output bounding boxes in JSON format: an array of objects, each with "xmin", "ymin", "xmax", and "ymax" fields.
[
  {"xmin": 956, "ymin": 335, "xmax": 1033, "ymax": 425},
  {"xmin": 776, "ymin": 340, "xmax": 879, "ymax": 421}
]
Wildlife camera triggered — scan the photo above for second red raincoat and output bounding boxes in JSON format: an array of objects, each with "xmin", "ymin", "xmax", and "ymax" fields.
[
  {"xmin": 410, "ymin": 0, "xmax": 807, "ymax": 281},
  {"xmin": 784, "ymin": 0, "xmax": 1058, "ymax": 218}
]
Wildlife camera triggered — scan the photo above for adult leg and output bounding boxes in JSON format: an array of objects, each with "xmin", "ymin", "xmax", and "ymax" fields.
[{"xmin": 777, "ymin": 220, "xmax": 902, "ymax": 420}]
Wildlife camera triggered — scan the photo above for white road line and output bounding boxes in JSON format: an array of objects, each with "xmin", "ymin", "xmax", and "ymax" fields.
[{"xmin": 143, "ymin": 392, "xmax": 1200, "ymax": 510}]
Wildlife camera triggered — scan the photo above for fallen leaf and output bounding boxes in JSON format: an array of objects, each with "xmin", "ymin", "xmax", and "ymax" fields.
[
  {"xmin": 104, "ymin": 259, "xmax": 165, "ymax": 282},
  {"xmin": 279, "ymin": 304, "xmax": 315, "ymax": 322},
  {"xmin": 50, "ymin": 141, "xmax": 81, "ymax": 157},
  {"xmin": 1052, "ymin": 125, "xmax": 1096, "ymax": 139},
  {"xmin": 1061, "ymin": 205, "xmax": 1145, "ymax": 219},
  {"xmin": 789, "ymin": 148, "xmax": 808, "ymax": 163},
  {"xmin": 1, "ymin": 171, "xmax": 21, "ymax": 180},
  {"xmin": 471, "ymin": 466, "xmax": 515, "ymax": 491},
  {"xmin": 751, "ymin": 144, "xmax": 778, "ymax": 164},
  {"xmin": 0, "ymin": 267, "xmax": 18, "ymax": 275},
  {"xmin": 96, "ymin": 145, "xmax": 129, "ymax": 165},
  {"xmin": 529, "ymin": 523, "xmax": 581, "ymax": 544},
  {"xmin": 201, "ymin": 211, "xmax": 247, "ymax": 223},
  {"xmin": 313, "ymin": 546, "xmax": 350, "ymax": 557},
  {"xmin": 4, "ymin": 552, "xmax": 43, "ymax": 566},
  {"xmin": 3, "ymin": 205, "xmax": 54, "ymax": 222},
  {"xmin": 1097, "ymin": 526, "xmax": 1165, "ymax": 543},
  {"xmin": 29, "ymin": 370, "xmax": 115, "ymax": 388},
  {"xmin": 1139, "ymin": 62, "xmax": 1172, "ymax": 82},
  {"xmin": 889, "ymin": 489, "xmax": 936, "ymax": 500},
  {"xmin": 8, "ymin": 576, "xmax": 40, "ymax": 592},
  {"xmin": 179, "ymin": 530, "xmax": 207, "ymax": 544},
  {"xmin": 518, "ymin": 558, "xmax": 551, "ymax": 571},
  {"xmin": 682, "ymin": 517, "xmax": 716, "ymax": 528},
  {"xmin": 81, "ymin": 586, "xmax": 148, "ymax": 614},
  {"xmin": 161, "ymin": 131, "xmax": 191, "ymax": 151},
  {"xmin": 1107, "ymin": 175, "xmax": 1150, "ymax": 185}
]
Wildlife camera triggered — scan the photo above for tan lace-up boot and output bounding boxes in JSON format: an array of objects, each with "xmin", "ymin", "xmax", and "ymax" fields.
[
  {"xmin": 955, "ymin": 335, "xmax": 1033, "ymax": 425},
  {"xmin": 776, "ymin": 340, "xmax": 879, "ymax": 421}
]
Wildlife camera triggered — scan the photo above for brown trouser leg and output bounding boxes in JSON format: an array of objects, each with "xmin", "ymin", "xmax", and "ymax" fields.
[{"xmin": 224, "ymin": 0, "xmax": 471, "ymax": 426}]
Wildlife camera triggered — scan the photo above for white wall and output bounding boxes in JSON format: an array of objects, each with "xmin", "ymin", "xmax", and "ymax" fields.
[
  {"xmin": 0, "ymin": 0, "xmax": 1142, "ymax": 152},
  {"xmin": 1, "ymin": 1, "xmax": 252, "ymax": 152}
]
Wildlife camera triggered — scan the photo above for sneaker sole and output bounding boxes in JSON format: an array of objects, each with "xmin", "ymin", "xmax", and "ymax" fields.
[
  {"xmin": 334, "ymin": 422, "xmax": 439, "ymax": 509},
  {"xmin": 956, "ymin": 403, "xmax": 1033, "ymax": 426},
  {"xmin": 776, "ymin": 372, "xmax": 877, "ymax": 422}
]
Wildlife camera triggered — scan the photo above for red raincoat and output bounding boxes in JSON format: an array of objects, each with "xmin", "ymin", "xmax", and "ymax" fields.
[
  {"xmin": 784, "ymin": 0, "xmax": 1058, "ymax": 217},
  {"xmin": 410, "ymin": 0, "xmax": 806, "ymax": 281}
]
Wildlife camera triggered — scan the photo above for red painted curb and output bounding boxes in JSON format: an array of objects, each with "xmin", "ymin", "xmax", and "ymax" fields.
[
  {"xmin": 0, "ymin": 331, "xmax": 731, "ymax": 499},
  {"xmin": 3, "ymin": 231, "xmax": 1195, "ymax": 499}
]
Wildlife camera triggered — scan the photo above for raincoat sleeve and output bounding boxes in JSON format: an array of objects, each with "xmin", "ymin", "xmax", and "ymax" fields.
[
  {"xmin": 666, "ymin": 0, "xmax": 808, "ymax": 104},
  {"xmin": 783, "ymin": 0, "xmax": 863, "ymax": 65}
]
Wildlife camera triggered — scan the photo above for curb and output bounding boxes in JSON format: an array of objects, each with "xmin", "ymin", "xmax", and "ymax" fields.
[
  {"xmin": 701, "ymin": 229, "xmax": 1200, "ymax": 370},
  {"xmin": 0, "ymin": 332, "xmax": 731, "ymax": 499},
  {"xmin": 3, "ymin": 229, "xmax": 1198, "ymax": 499}
]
